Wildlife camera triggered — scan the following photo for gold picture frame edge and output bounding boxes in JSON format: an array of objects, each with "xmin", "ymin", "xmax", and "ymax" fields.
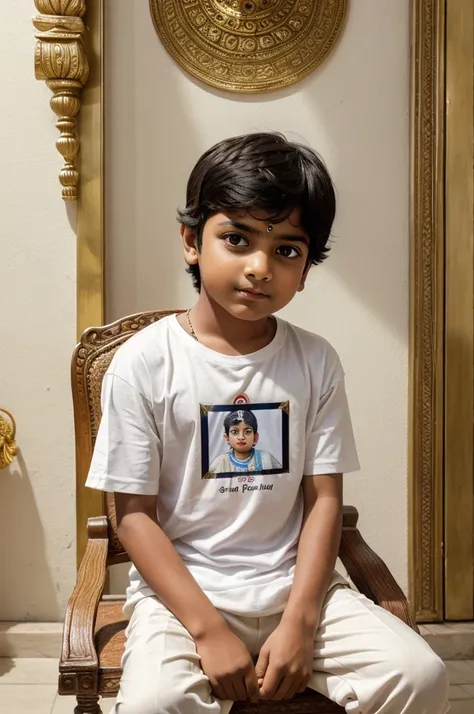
[
  {"xmin": 443, "ymin": 0, "xmax": 474, "ymax": 621},
  {"xmin": 408, "ymin": 0, "xmax": 445, "ymax": 622},
  {"xmin": 76, "ymin": 0, "xmax": 448, "ymax": 622},
  {"xmin": 76, "ymin": 0, "xmax": 105, "ymax": 566}
]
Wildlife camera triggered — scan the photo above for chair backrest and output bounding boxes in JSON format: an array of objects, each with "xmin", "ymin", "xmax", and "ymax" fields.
[{"xmin": 72, "ymin": 310, "xmax": 181, "ymax": 563}]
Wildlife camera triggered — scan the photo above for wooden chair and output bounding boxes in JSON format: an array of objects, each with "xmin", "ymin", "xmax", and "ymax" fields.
[{"xmin": 60, "ymin": 310, "xmax": 418, "ymax": 714}]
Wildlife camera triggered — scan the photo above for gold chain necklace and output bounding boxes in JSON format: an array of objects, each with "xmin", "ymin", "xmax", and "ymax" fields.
[
  {"xmin": 186, "ymin": 309, "xmax": 198, "ymax": 341},
  {"xmin": 185, "ymin": 309, "xmax": 275, "ymax": 346}
]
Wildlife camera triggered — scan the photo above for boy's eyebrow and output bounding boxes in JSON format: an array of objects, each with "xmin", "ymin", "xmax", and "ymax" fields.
[{"xmin": 218, "ymin": 219, "xmax": 309, "ymax": 245}]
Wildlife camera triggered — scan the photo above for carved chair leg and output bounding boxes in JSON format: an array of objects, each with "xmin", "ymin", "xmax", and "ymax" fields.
[{"xmin": 74, "ymin": 695, "xmax": 103, "ymax": 714}]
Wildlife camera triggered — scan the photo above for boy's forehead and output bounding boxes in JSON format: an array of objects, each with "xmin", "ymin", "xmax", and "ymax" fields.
[{"xmin": 210, "ymin": 207, "xmax": 304, "ymax": 232}]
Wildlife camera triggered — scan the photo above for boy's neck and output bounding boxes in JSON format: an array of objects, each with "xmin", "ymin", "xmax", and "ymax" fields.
[{"xmin": 187, "ymin": 292, "xmax": 276, "ymax": 356}]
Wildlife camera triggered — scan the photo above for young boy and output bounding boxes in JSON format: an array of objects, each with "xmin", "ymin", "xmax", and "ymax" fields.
[
  {"xmin": 86, "ymin": 132, "xmax": 448, "ymax": 714},
  {"xmin": 209, "ymin": 409, "xmax": 282, "ymax": 474}
]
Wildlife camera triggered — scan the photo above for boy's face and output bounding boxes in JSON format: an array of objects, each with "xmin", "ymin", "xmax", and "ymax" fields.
[
  {"xmin": 225, "ymin": 422, "xmax": 258, "ymax": 457},
  {"xmin": 183, "ymin": 207, "xmax": 310, "ymax": 321}
]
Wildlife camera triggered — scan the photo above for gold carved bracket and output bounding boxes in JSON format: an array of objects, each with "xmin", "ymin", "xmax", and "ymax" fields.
[
  {"xmin": 0, "ymin": 409, "xmax": 18, "ymax": 470},
  {"xmin": 33, "ymin": 0, "xmax": 90, "ymax": 201}
]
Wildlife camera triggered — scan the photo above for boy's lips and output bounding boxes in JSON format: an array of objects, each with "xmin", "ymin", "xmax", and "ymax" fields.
[{"xmin": 237, "ymin": 287, "xmax": 270, "ymax": 300}]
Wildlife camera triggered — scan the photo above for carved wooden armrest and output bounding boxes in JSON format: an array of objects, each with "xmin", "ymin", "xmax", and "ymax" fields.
[
  {"xmin": 339, "ymin": 507, "xmax": 418, "ymax": 632},
  {"xmin": 59, "ymin": 516, "xmax": 109, "ymax": 695}
]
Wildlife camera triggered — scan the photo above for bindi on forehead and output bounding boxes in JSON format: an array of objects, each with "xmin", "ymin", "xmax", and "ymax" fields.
[{"xmin": 217, "ymin": 217, "xmax": 309, "ymax": 245}]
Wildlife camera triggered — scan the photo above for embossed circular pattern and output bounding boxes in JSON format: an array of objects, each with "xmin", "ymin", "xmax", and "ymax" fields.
[{"xmin": 149, "ymin": 0, "xmax": 347, "ymax": 93}]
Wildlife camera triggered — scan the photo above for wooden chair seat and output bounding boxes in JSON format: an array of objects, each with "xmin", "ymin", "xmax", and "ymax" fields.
[{"xmin": 60, "ymin": 311, "xmax": 418, "ymax": 714}]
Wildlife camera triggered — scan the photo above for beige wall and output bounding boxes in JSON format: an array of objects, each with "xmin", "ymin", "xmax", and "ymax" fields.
[
  {"xmin": 0, "ymin": 6, "xmax": 77, "ymax": 620},
  {"xmin": 106, "ymin": 0, "xmax": 410, "ymax": 591},
  {"xmin": 0, "ymin": 0, "xmax": 410, "ymax": 622}
]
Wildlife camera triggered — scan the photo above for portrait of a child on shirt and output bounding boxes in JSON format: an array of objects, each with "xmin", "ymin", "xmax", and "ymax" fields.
[{"xmin": 209, "ymin": 409, "xmax": 282, "ymax": 475}]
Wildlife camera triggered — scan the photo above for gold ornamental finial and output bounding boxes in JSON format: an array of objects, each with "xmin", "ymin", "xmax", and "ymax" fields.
[
  {"xmin": 0, "ymin": 409, "xmax": 18, "ymax": 470},
  {"xmin": 33, "ymin": 0, "xmax": 89, "ymax": 200}
]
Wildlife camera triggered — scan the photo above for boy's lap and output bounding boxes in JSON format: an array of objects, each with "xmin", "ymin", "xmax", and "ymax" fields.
[{"xmin": 120, "ymin": 587, "xmax": 438, "ymax": 697}]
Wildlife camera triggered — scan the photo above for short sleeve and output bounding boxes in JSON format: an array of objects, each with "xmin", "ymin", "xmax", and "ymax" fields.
[
  {"xmin": 85, "ymin": 372, "xmax": 162, "ymax": 494},
  {"xmin": 304, "ymin": 376, "xmax": 360, "ymax": 476}
]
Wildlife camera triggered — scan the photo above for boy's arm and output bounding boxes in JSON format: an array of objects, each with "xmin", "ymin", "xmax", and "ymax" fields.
[
  {"xmin": 115, "ymin": 492, "xmax": 259, "ymax": 703},
  {"xmin": 256, "ymin": 473, "xmax": 342, "ymax": 700},
  {"xmin": 283, "ymin": 473, "xmax": 343, "ymax": 627},
  {"xmin": 116, "ymin": 492, "xmax": 226, "ymax": 636}
]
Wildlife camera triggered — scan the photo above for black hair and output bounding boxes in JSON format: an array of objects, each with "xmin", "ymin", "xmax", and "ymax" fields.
[
  {"xmin": 177, "ymin": 132, "xmax": 336, "ymax": 292},
  {"xmin": 224, "ymin": 410, "xmax": 258, "ymax": 436}
]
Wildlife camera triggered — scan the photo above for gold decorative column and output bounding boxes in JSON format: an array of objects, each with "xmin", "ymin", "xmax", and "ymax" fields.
[{"xmin": 33, "ymin": 0, "xmax": 90, "ymax": 200}]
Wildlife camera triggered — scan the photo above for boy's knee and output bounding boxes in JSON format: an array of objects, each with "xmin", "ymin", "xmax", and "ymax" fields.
[
  {"xmin": 381, "ymin": 646, "xmax": 449, "ymax": 714},
  {"xmin": 408, "ymin": 651, "xmax": 448, "ymax": 712},
  {"xmin": 117, "ymin": 688, "xmax": 189, "ymax": 714}
]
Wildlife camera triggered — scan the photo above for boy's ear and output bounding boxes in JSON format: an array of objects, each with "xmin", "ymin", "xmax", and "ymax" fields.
[
  {"xmin": 297, "ymin": 275, "xmax": 307, "ymax": 293},
  {"xmin": 181, "ymin": 225, "xmax": 199, "ymax": 266},
  {"xmin": 298, "ymin": 264, "xmax": 311, "ymax": 292}
]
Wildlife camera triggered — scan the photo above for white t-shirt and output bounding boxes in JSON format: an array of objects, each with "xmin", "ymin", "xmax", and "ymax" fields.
[{"xmin": 86, "ymin": 315, "xmax": 360, "ymax": 617}]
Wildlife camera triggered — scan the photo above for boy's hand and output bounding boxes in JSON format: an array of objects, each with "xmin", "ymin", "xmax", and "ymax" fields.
[
  {"xmin": 195, "ymin": 624, "xmax": 259, "ymax": 703},
  {"xmin": 255, "ymin": 619, "xmax": 315, "ymax": 701}
]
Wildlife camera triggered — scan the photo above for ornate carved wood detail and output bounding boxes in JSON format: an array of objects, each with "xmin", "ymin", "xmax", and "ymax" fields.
[
  {"xmin": 59, "ymin": 671, "xmax": 98, "ymax": 696},
  {"xmin": 59, "ymin": 517, "xmax": 108, "ymax": 696},
  {"xmin": 74, "ymin": 694, "xmax": 102, "ymax": 714},
  {"xmin": 409, "ymin": 0, "xmax": 445, "ymax": 621},
  {"xmin": 97, "ymin": 674, "xmax": 121, "ymax": 694},
  {"xmin": 33, "ymin": 0, "xmax": 89, "ymax": 200}
]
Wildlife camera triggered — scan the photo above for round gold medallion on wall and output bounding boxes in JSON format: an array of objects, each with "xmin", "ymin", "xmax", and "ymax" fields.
[{"xmin": 149, "ymin": 0, "xmax": 348, "ymax": 93}]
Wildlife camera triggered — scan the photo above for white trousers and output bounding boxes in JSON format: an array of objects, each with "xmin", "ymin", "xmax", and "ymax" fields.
[{"xmin": 113, "ymin": 585, "xmax": 449, "ymax": 714}]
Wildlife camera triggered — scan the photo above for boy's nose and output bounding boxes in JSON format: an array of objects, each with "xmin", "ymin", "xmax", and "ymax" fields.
[{"xmin": 244, "ymin": 252, "xmax": 272, "ymax": 282}]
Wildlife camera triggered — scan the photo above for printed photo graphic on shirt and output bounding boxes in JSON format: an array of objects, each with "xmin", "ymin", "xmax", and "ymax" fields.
[{"xmin": 200, "ymin": 402, "xmax": 289, "ymax": 479}]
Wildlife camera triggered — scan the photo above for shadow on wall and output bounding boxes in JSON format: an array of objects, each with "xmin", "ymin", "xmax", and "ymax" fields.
[{"xmin": 0, "ymin": 451, "xmax": 60, "ymax": 620}]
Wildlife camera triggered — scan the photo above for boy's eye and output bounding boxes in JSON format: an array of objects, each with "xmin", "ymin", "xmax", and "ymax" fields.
[
  {"xmin": 277, "ymin": 245, "xmax": 300, "ymax": 259},
  {"xmin": 224, "ymin": 233, "xmax": 248, "ymax": 247}
]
